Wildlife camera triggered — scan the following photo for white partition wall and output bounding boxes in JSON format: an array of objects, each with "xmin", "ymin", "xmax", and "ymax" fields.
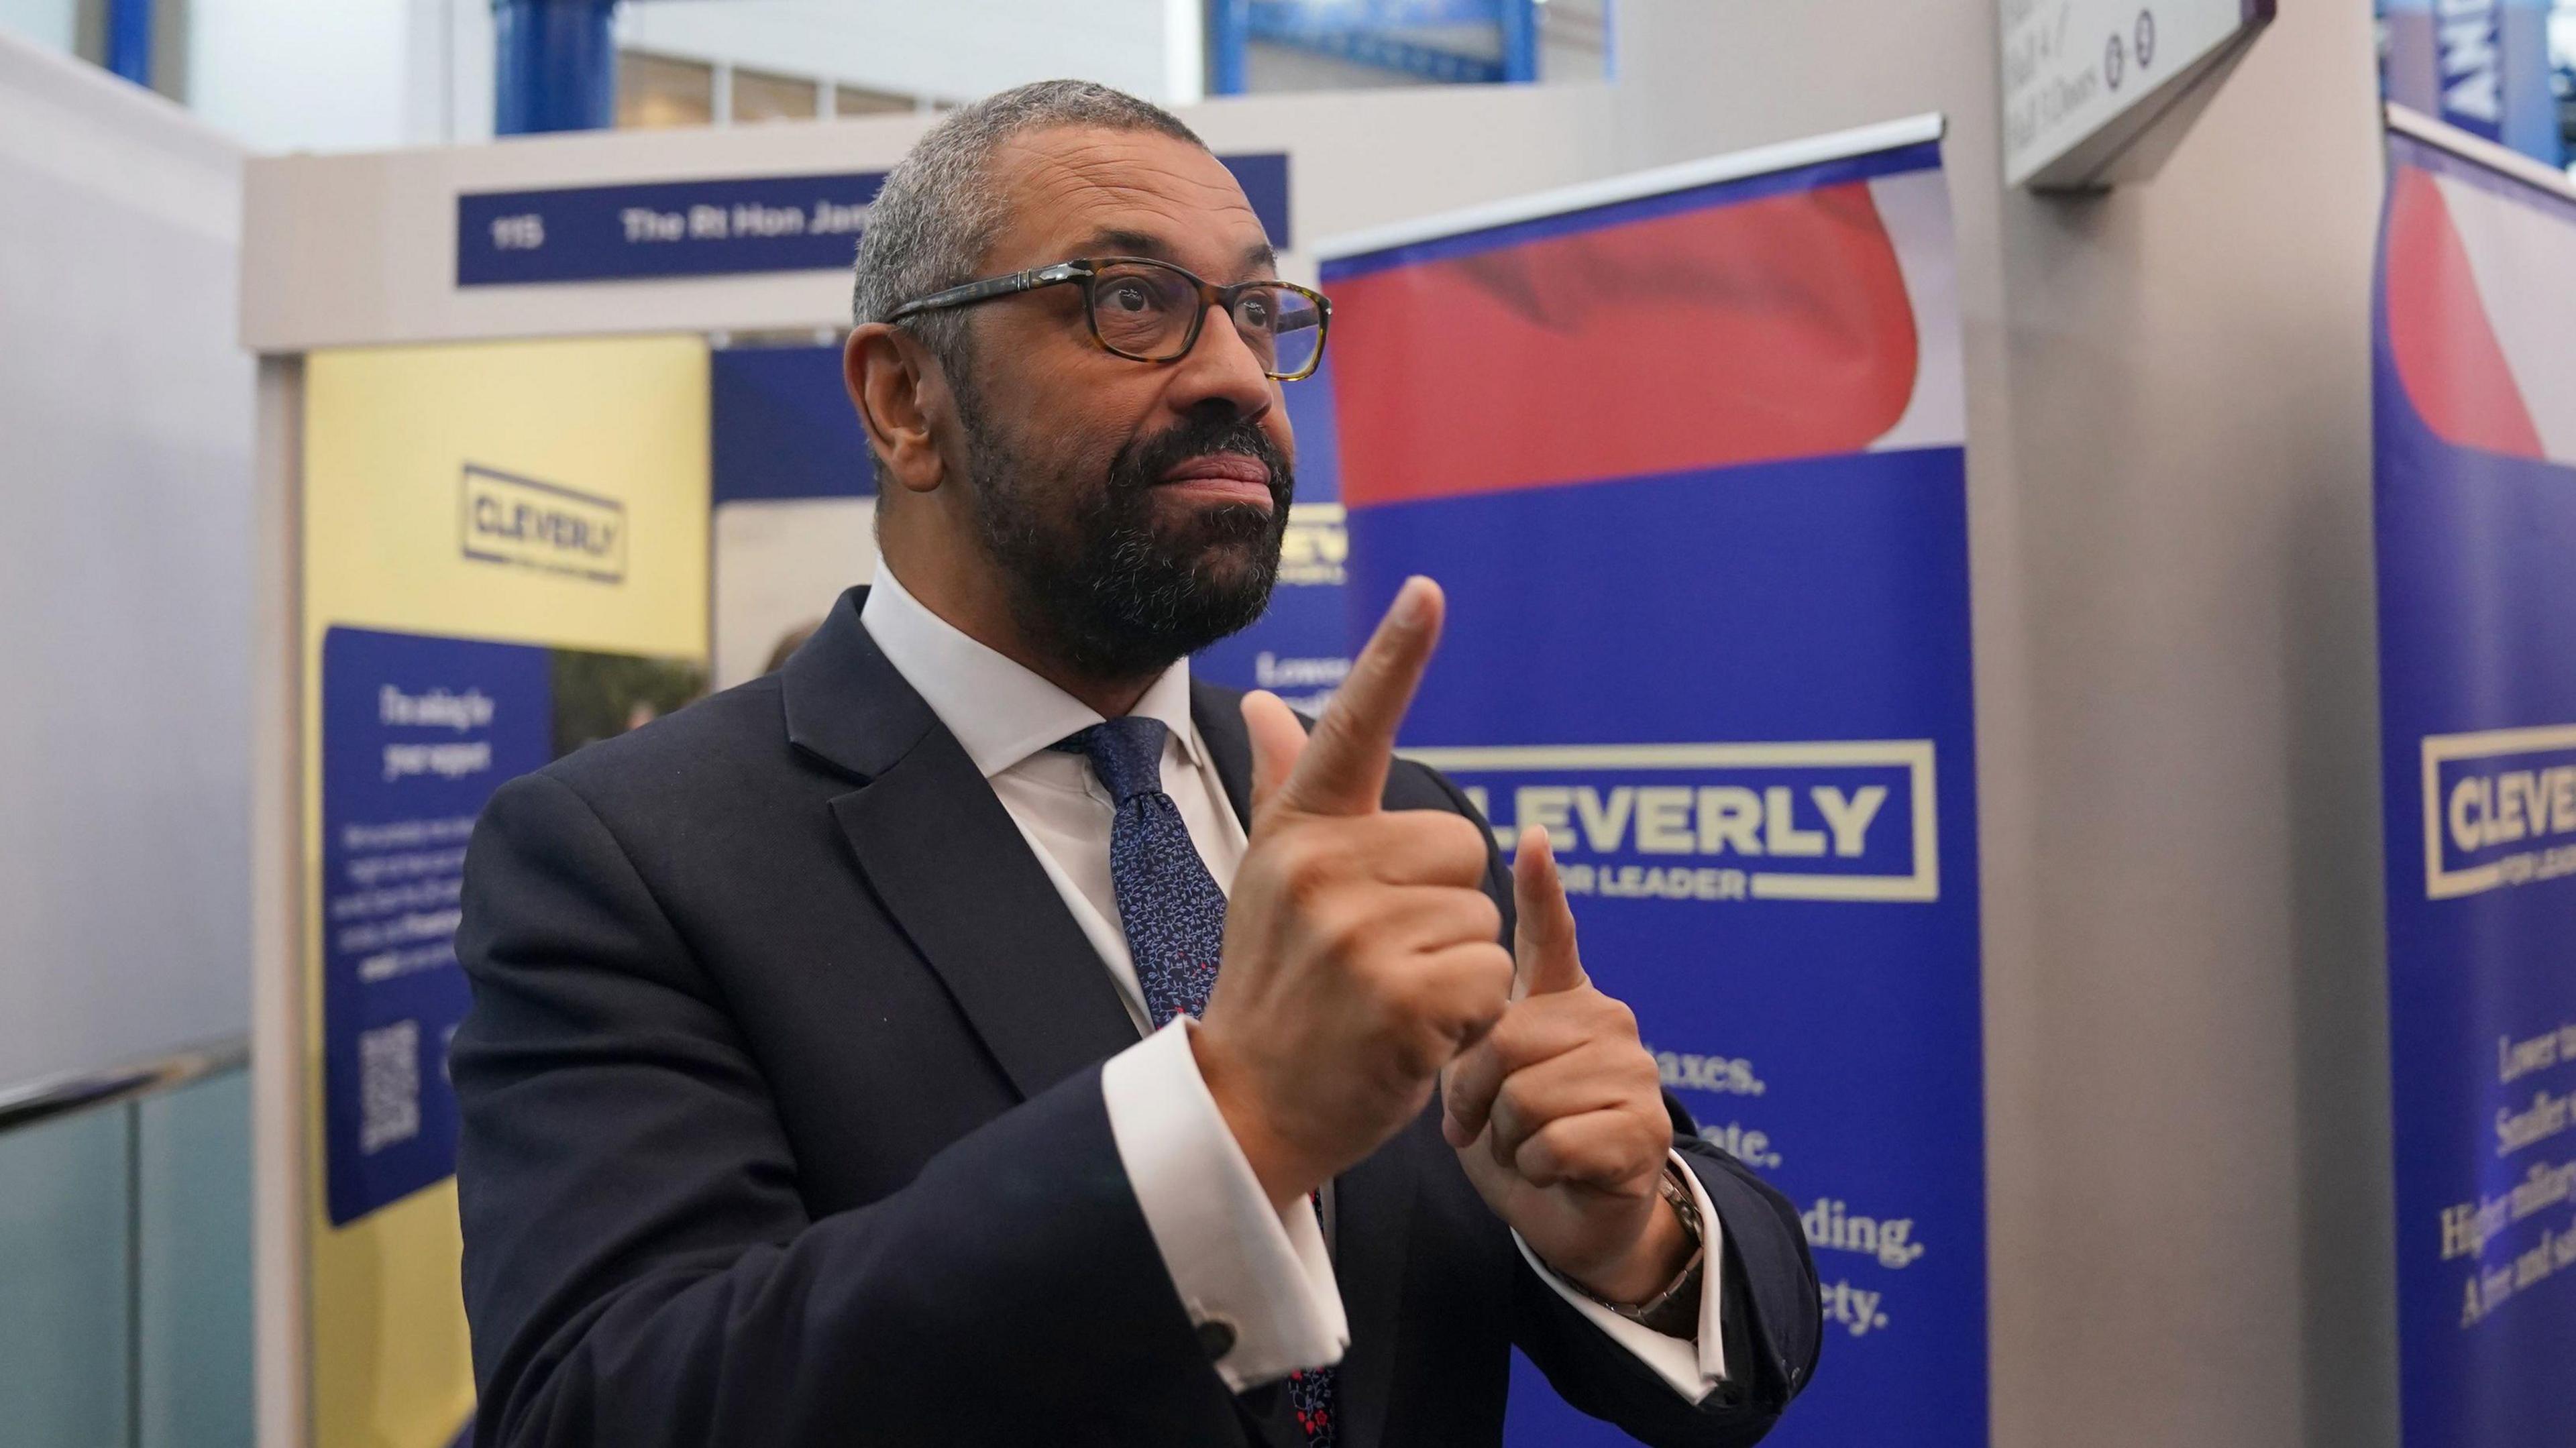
[
  {"xmin": 0, "ymin": 37, "xmax": 255, "ymax": 1443},
  {"xmin": 0, "ymin": 32, "xmax": 252, "ymax": 1091}
]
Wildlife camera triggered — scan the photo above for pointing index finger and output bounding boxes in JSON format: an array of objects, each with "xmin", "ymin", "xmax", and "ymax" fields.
[{"xmin": 1275, "ymin": 576, "xmax": 1444, "ymax": 817}]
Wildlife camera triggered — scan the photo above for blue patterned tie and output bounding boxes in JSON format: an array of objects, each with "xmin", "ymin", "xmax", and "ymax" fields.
[{"xmin": 1057, "ymin": 717, "xmax": 1339, "ymax": 1446}]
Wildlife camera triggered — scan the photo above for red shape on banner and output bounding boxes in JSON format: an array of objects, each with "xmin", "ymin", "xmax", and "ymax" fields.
[
  {"xmin": 1327, "ymin": 180, "xmax": 1919, "ymax": 507},
  {"xmin": 2383, "ymin": 164, "xmax": 2545, "ymax": 461}
]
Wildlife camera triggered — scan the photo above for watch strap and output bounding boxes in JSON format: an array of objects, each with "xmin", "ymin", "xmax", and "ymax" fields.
[{"xmin": 1567, "ymin": 1163, "xmax": 1707, "ymax": 1338}]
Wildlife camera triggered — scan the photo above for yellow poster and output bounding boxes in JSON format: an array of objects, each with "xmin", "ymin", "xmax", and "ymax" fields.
[{"xmin": 301, "ymin": 335, "xmax": 710, "ymax": 1447}]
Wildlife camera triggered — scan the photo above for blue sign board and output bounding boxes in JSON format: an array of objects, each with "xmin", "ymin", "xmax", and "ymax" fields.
[
  {"xmin": 320, "ymin": 626, "xmax": 552, "ymax": 1225},
  {"xmin": 457, "ymin": 154, "xmax": 1293, "ymax": 287},
  {"xmin": 2375, "ymin": 125, "xmax": 2576, "ymax": 1448},
  {"xmin": 1323, "ymin": 137, "xmax": 1983, "ymax": 1446}
]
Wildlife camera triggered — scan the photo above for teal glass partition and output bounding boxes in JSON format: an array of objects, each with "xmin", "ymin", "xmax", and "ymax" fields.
[{"xmin": 0, "ymin": 1058, "xmax": 252, "ymax": 1448}]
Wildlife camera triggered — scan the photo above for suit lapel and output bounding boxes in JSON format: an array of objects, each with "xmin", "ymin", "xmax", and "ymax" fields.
[
  {"xmin": 1193, "ymin": 678, "xmax": 1258, "ymax": 829},
  {"xmin": 790, "ymin": 590, "xmax": 1139, "ymax": 1101},
  {"xmin": 1194, "ymin": 679, "xmax": 1419, "ymax": 1448},
  {"xmin": 831, "ymin": 744, "xmax": 1142, "ymax": 1101}
]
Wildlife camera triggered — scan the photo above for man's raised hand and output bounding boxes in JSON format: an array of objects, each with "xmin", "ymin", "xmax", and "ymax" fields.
[
  {"xmin": 1438, "ymin": 829, "xmax": 1691, "ymax": 1307},
  {"xmin": 1195, "ymin": 577, "xmax": 1518, "ymax": 1211}
]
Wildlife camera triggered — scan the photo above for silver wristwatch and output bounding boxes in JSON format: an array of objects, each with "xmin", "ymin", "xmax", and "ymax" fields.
[{"xmin": 1571, "ymin": 1164, "xmax": 1705, "ymax": 1337}]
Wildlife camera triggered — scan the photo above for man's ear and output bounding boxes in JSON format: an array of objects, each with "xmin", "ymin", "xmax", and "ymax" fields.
[{"xmin": 846, "ymin": 323, "xmax": 947, "ymax": 496}]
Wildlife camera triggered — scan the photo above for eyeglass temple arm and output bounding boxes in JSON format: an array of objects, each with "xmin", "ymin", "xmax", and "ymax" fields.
[{"xmin": 886, "ymin": 262, "xmax": 1090, "ymax": 322}]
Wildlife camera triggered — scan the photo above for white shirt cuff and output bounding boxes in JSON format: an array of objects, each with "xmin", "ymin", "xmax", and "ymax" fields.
[
  {"xmin": 1511, "ymin": 1150, "xmax": 1728, "ymax": 1402},
  {"xmin": 1100, "ymin": 1016, "xmax": 1349, "ymax": 1391}
]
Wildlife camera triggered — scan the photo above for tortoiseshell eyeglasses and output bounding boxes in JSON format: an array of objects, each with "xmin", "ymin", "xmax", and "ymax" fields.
[{"xmin": 888, "ymin": 256, "xmax": 1332, "ymax": 382}]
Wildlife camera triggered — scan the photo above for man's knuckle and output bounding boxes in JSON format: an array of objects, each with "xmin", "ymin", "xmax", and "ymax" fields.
[
  {"xmin": 1277, "ymin": 836, "xmax": 1343, "ymax": 901},
  {"xmin": 1440, "ymin": 839, "xmax": 1489, "ymax": 886},
  {"xmin": 1544, "ymin": 1121, "xmax": 1604, "ymax": 1164},
  {"xmin": 1320, "ymin": 904, "xmax": 1379, "ymax": 962},
  {"xmin": 1419, "ymin": 964, "xmax": 1501, "ymax": 1035},
  {"xmin": 1431, "ymin": 812, "xmax": 1485, "ymax": 858},
  {"xmin": 1517, "ymin": 1135, "xmax": 1566, "ymax": 1180},
  {"xmin": 1464, "ymin": 891, "xmax": 1503, "ymax": 940},
  {"xmin": 1452, "ymin": 1080, "xmax": 1497, "ymax": 1130}
]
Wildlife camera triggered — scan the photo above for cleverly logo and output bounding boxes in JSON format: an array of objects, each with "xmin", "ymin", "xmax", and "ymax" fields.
[
  {"xmin": 1409, "ymin": 741, "xmax": 1938, "ymax": 903},
  {"xmin": 1278, "ymin": 502, "xmax": 1346, "ymax": 587},
  {"xmin": 2422, "ymin": 724, "xmax": 2576, "ymax": 899},
  {"xmin": 460, "ymin": 464, "xmax": 627, "ymax": 583}
]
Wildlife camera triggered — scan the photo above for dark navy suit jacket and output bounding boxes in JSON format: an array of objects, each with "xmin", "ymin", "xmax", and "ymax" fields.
[{"xmin": 451, "ymin": 586, "xmax": 1821, "ymax": 1447}]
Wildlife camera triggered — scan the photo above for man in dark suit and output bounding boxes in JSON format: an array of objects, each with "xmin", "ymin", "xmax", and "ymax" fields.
[{"xmin": 453, "ymin": 79, "xmax": 1819, "ymax": 1448}]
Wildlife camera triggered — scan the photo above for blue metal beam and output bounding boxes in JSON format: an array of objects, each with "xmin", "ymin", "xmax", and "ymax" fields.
[
  {"xmin": 1212, "ymin": 0, "xmax": 1252, "ymax": 95},
  {"xmin": 1498, "ymin": 0, "xmax": 1538, "ymax": 83},
  {"xmin": 493, "ymin": 0, "xmax": 623, "ymax": 135},
  {"xmin": 105, "ymin": 0, "xmax": 152, "ymax": 87}
]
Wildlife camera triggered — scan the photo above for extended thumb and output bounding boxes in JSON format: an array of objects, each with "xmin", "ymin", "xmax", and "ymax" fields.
[
  {"xmin": 1513, "ymin": 826, "xmax": 1586, "ymax": 997},
  {"xmin": 1240, "ymin": 690, "xmax": 1309, "ymax": 816}
]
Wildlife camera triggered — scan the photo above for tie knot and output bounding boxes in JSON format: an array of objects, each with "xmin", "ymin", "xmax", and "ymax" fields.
[{"xmin": 1056, "ymin": 716, "xmax": 1171, "ymax": 803}]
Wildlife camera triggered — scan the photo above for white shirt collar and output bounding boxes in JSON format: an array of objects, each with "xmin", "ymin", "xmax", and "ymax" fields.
[{"xmin": 859, "ymin": 552, "xmax": 1202, "ymax": 780}]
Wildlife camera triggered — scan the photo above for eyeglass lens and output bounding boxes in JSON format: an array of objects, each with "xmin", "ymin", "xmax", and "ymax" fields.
[{"xmin": 1091, "ymin": 262, "xmax": 1324, "ymax": 378}]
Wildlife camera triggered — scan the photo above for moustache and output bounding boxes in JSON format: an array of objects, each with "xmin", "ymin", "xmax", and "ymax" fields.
[{"xmin": 1110, "ymin": 416, "xmax": 1293, "ymax": 512}]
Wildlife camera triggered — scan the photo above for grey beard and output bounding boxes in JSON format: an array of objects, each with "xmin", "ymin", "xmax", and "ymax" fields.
[{"xmin": 957, "ymin": 396, "xmax": 1291, "ymax": 683}]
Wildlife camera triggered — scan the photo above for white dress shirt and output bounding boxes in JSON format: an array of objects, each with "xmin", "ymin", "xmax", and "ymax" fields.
[{"xmin": 859, "ymin": 557, "xmax": 1728, "ymax": 1400}]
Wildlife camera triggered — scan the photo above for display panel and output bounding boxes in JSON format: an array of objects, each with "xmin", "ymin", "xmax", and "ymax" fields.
[
  {"xmin": 301, "ymin": 335, "xmax": 710, "ymax": 1448},
  {"xmin": 1322, "ymin": 122, "xmax": 1987, "ymax": 1447},
  {"xmin": 2374, "ymin": 116, "xmax": 2576, "ymax": 1448}
]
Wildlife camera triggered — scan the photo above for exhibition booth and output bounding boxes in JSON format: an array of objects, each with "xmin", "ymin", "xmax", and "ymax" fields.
[
  {"xmin": 237, "ymin": 80, "xmax": 1988, "ymax": 1447},
  {"xmin": 186, "ymin": 5, "xmax": 2576, "ymax": 1447}
]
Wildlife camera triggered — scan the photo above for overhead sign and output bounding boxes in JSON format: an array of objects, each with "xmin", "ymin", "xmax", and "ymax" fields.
[
  {"xmin": 455, "ymin": 154, "xmax": 1293, "ymax": 288},
  {"xmin": 2000, "ymin": 0, "xmax": 2273, "ymax": 190}
]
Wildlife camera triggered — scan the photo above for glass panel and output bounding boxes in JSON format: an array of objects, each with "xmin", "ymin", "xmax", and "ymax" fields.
[
  {"xmin": 617, "ymin": 50, "xmax": 714, "ymax": 129},
  {"xmin": 833, "ymin": 84, "xmax": 916, "ymax": 117},
  {"xmin": 138, "ymin": 1070, "xmax": 252, "ymax": 1448},
  {"xmin": 731, "ymin": 67, "xmax": 818, "ymax": 124},
  {"xmin": 0, "ymin": 1105, "xmax": 133, "ymax": 1447},
  {"xmin": 0, "ymin": 0, "xmax": 77, "ymax": 53}
]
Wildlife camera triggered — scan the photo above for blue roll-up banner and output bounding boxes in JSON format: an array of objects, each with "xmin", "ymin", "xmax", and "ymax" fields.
[
  {"xmin": 1317, "ymin": 119, "xmax": 1985, "ymax": 1445},
  {"xmin": 2375, "ymin": 112, "xmax": 2576, "ymax": 1448}
]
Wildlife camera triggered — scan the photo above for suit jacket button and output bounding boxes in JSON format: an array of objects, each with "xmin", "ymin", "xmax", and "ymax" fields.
[{"xmin": 1197, "ymin": 1319, "xmax": 1238, "ymax": 1361}]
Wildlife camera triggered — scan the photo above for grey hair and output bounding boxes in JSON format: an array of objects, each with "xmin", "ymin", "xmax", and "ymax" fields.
[{"xmin": 851, "ymin": 79, "xmax": 1207, "ymax": 375}]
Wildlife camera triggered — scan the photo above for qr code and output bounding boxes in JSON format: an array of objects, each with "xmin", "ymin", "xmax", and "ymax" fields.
[{"xmin": 358, "ymin": 1020, "xmax": 421, "ymax": 1154}]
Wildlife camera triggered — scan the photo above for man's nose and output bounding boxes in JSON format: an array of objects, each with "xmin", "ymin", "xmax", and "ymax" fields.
[{"xmin": 1166, "ymin": 300, "xmax": 1275, "ymax": 420}]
